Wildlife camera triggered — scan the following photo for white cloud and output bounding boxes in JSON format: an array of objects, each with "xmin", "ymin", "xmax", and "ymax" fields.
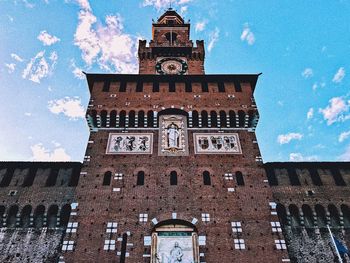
[
  {"xmin": 207, "ymin": 27, "xmax": 219, "ymax": 52},
  {"xmin": 319, "ymin": 97, "xmax": 350, "ymax": 125},
  {"xmin": 240, "ymin": 23, "xmax": 255, "ymax": 45},
  {"xmin": 339, "ymin": 131, "xmax": 350, "ymax": 143},
  {"xmin": 24, "ymin": 112, "xmax": 32, "ymax": 116},
  {"xmin": 31, "ymin": 143, "xmax": 71, "ymax": 161},
  {"xmin": 74, "ymin": 5, "xmax": 138, "ymax": 73},
  {"xmin": 332, "ymin": 67, "xmax": 345, "ymax": 83},
  {"xmin": 5, "ymin": 63, "xmax": 16, "ymax": 73},
  {"xmin": 289, "ymin": 153, "xmax": 318, "ymax": 162},
  {"xmin": 277, "ymin": 132, "xmax": 303, "ymax": 144},
  {"xmin": 307, "ymin": 108, "xmax": 314, "ymax": 120},
  {"xmin": 75, "ymin": 0, "xmax": 91, "ymax": 10},
  {"xmin": 22, "ymin": 51, "xmax": 58, "ymax": 83},
  {"xmin": 11, "ymin": 53, "xmax": 23, "ymax": 62},
  {"xmin": 48, "ymin": 97, "xmax": 85, "ymax": 120},
  {"xmin": 180, "ymin": 5, "xmax": 187, "ymax": 15},
  {"xmin": 195, "ymin": 20, "xmax": 207, "ymax": 32},
  {"xmin": 302, "ymin": 68, "xmax": 313, "ymax": 79},
  {"xmin": 37, "ymin": 30, "xmax": 60, "ymax": 46},
  {"xmin": 142, "ymin": 0, "xmax": 191, "ymax": 10},
  {"xmin": 70, "ymin": 60, "xmax": 85, "ymax": 79},
  {"xmin": 339, "ymin": 145, "xmax": 350, "ymax": 161}
]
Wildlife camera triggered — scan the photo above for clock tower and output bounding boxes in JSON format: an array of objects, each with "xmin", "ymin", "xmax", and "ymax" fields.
[{"xmin": 138, "ymin": 8, "xmax": 205, "ymax": 75}]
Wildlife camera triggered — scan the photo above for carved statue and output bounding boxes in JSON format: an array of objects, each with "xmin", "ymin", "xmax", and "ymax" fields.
[
  {"xmin": 167, "ymin": 123, "xmax": 180, "ymax": 148},
  {"xmin": 168, "ymin": 242, "xmax": 183, "ymax": 263}
]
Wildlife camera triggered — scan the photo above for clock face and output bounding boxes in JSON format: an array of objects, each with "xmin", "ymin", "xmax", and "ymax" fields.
[{"xmin": 155, "ymin": 58, "xmax": 188, "ymax": 75}]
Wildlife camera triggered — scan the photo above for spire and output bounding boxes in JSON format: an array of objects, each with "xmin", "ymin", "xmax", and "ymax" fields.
[{"xmin": 157, "ymin": 8, "xmax": 184, "ymax": 25}]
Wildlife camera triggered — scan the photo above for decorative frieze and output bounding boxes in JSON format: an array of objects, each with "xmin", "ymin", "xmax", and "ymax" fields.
[{"xmin": 106, "ymin": 133, "xmax": 153, "ymax": 154}]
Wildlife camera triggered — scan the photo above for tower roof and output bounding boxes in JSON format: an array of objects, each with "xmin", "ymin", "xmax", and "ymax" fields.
[{"xmin": 157, "ymin": 8, "xmax": 184, "ymax": 24}]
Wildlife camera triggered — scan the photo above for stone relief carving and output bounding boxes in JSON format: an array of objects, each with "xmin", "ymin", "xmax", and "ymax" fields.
[
  {"xmin": 158, "ymin": 115, "xmax": 189, "ymax": 156},
  {"xmin": 155, "ymin": 235, "xmax": 195, "ymax": 263},
  {"xmin": 106, "ymin": 133, "xmax": 153, "ymax": 154},
  {"xmin": 193, "ymin": 133, "xmax": 242, "ymax": 154}
]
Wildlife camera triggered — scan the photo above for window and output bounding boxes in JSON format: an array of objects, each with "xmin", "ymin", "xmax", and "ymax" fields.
[
  {"xmin": 104, "ymin": 239, "xmax": 116, "ymax": 251},
  {"xmin": 231, "ymin": 222, "xmax": 242, "ymax": 233},
  {"xmin": 114, "ymin": 173, "xmax": 123, "ymax": 180},
  {"xmin": 224, "ymin": 173, "xmax": 234, "ymax": 180},
  {"xmin": 271, "ymin": 222, "xmax": 282, "ymax": 232},
  {"xmin": 169, "ymin": 82, "xmax": 176, "ymax": 92},
  {"xmin": 201, "ymin": 82, "xmax": 208, "ymax": 92},
  {"xmin": 119, "ymin": 111, "xmax": 126, "ymax": 127},
  {"xmin": 138, "ymin": 111, "xmax": 145, "ymax": 127},
  {"xmin": 106, "ymin": 222, "xmax": 118, "ymax": 233},
  {"xmin": 62, "ymin": 241, "xmax": 75, "ymax": 251},
  {"xmin": 137, "ymin": 171, "xmax": 145, "ymax": 186},
  {"xmin": 210, "ymin": 111, "xmax": 217, "ymax": 127},
  {"xmin": 147, "ymin": 111, "xmax": 154, "ymax": 127},
  {"xmin": 170, "ymin": 171, "xmax": 177, "ymax": 185},
  {"xmin": 203, "ymin": 171, "xmax": 211, "ymax": 185},
  {"xmin": 275, "ymin": 239, "xmax": 287, "ymax": 250},
  {"xmin": 66, "ymin": 222, "xmax": 78, "ymax": 233},
  {"xmin": 128, "ymin": 111, "xmax": 136, "ymax": 127},
  {"xmin": 119, "ymin": 81, "xmax": 126, "ymax": 92},
  {"xmin": 139, "ymin": 213, "xmax": 148, "ymax": 223},
  {"xmin": 201, "ymin": 111, "xmax": 208, "ymax": 127},
  {"xmin": 136, "ymin": 81, "xmax": 143, "ymax": 92},
  {"xmin": 234, "ymin": 239, "xmax": 245, "ymax": 250},
  {"xmin": 102, "ymin": 80, "xmax": 110, "ymax": 92},
  {"xmin": 103, "ymin": 171, "xmax": 112, "ymax": 186},
  {"xmin": 192, "ymin": 111, "xmax": 199, "ymax": 127},
  {"xmin": 201, "ymin": 213, "xmax": 210, "ymax": 222},
  {"xmin": 236, "ymin": 171, "xmax": 245, "ymax": 186}
]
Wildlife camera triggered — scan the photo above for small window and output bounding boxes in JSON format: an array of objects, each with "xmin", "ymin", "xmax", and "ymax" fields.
[
  {"xmin": 218, "ymin": 82, "xmax": 225, "ymax": 92},
  {"xmin": 170, "ymin": 171, "xmax": 177, "ymax": 185},
  {"xmin": 203, "ymin": 171, "xmax": 211, "ymax": 185},
  {"xmin": 153, "ymin": 81, "xmax": 159, "ymax": 92},
  {"xmin": 102, "ymin": 80, "xmax": 110, "ymax": 92},
  {"xmin": 236, "ymin": 171, "xmax": 245, "ymax": 186},
  {"xmin": 119, "ymin": 81, "xmax": 127, "ymax": 92},
  {"xmin": 169, "ymin": 82, "xmax": 176, "ymax": 92},
  {"xmin": 137, "ymin": 171, "xmax": 145, "ymax": 186},
  {"xmin": 103, "ymin": 171, "xmax": 112, "ymax": 186},
  {"xmin": 201, "ymin": 82, "xmax": 208, "ymax": 92},
  {"xmin": 185, "ymin": 82, "xmax": 192, "ymax": 92},
  {"xmin": 136, "ymin": 81, "xmax": 143, "ymax": 92}
]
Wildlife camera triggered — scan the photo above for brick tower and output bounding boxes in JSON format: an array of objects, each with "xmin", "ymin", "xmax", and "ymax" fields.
[{"xmin": 64, "ymin": 9, "xmax": 290, "ymax": 263}]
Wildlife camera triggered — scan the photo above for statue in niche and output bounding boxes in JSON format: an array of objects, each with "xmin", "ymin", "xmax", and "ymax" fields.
[
  {"xmin": 167, "ymin": 123, "xmax": 180, "ymax": 148},
  {"xmin": 168, "ymin": 242, "xmax": 183, "ymax": 263}
]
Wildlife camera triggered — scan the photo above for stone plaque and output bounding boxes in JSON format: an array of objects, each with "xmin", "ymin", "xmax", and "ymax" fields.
[
  {"xmin": 158, "ymin": 115, "xmax": 189, "ymax": 156},
  {"xmin": 193, "ymin": 133, "xmax": 242, "ymax": 154},
  {"xmin": 106, "ymin": 133, "xmax": 153, "ymax": 154}
]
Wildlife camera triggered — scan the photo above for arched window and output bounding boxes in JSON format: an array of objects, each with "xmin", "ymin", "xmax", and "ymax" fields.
[
  {"xmin": 110, "ymin": 110, "xmax": 117, "ymax": 127},
  {"xmin": 20, "ymin": 205, "xmax": 32, "ymax": 228},
  {"xmin": 7, "ymin": 205, "xmax": 18, "ymax": 227},
  {"xmin": 101, "ymin": 110, "xmax": 107, "ymax": 127},
  {"xmin": 289, "ymin": 204, "xmax": 300, "ymax": 227},
  {"xmin": 22, "ymin": 167, "xmax": 36, "ymax": 187},
  {"xmin": 276, "ymin": 204, "xmax": 288, "ymax": 226},
  {"xmin": 315, "ymin": 204, "xmax": 327, "ymax": 228},
  {"xmin": 170, "ymin": 171, "xmax": 177, "ymax": 185},
  {"xmin": 201, "ymin": 111, "xmax": 208, "ymax": 127},
  {"xmin": 129, "ymin": 111, "xmax": 136, "ymax": 127},
  {"xmin": 238, "ymin": 110, "xmax": 245, "ymax": 127},
  {"xmin": 137, "ymin": 171, "xmax": 145, "ymax": 186},
  {"xmin": 328, "ymin": 204, "xmax": 340, "ymax": 227},
  {"xmin": 119, "ymin": 111, "xmax": 126, "ymax": 127},
  {"xmin": 103, "ymin": 171, "xmax": 112, "ymax": 186},
  {"xmin": 47, "ymin": 205, "xmax": 58, "ymax": 228},
  {"xmin": 229, "ymin": 110, "xmax": 236, "ymax": 127},
  {"xmin": 34, "ymin": 205, "xmax": 45, "ymax": 228},
  {"xmin": 248, "ymin": 110, "xmax": 256, "ymax": 127},
  {"xmin": 219, "ymin": 111, "xmax": 227, "ymax": 128},
  {"xmin": 302, "ymin": 204, "xmax": 314, "ymax": 228},
  {"xmin": 203, "ymin": 171, "xmax": 211, "ymax": 185},
  {"xmin": 60, "ymin": 204, "xmax": 71, "ymax": 228},
  {"xmin": 138, "ymin": 111, "xmax": 145, "ymax": 127},
  {"xmin": 192, "ymin": 111, "xmax": 199, "ymax": 127},
  {"xmin": 46, "ymin": 168, "xmax": 59, "ymax": 187},
  {"xmin": 147, "ymin": 111, "xmax": 154, "ymax": 127},
  {"xmin": 91, "ymin": 110, "xmax": 98, "ymax": 127},
  {"xmin": 210, "ymin": 111, "xmax": 217, "ymax": 127},
  {"xmin": 236, "ymin": 171, "xmax": 244, "ymax": 186}
]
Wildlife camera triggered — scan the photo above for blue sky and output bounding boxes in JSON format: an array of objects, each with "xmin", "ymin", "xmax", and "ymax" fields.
[{"xmin": 0, "ymin": 0, "xmax": 349, "ymax": 162}]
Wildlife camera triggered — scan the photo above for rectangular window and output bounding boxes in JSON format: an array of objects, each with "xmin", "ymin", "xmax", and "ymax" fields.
[
  {"xmin": 275, "ymin": 239, "xmax": 287, "ymax": 250},
  {"xmin": 106, "ymin": 222, "xmax": 118, "ymax": 233},
  {"xmin": 104, "ymin": 240, "xmax": 116, "ymax": 251},
  {"xmin": 139, "ymin": 213, "xmax": 148, "ymax": 223},
  {"xmin": 102, "ymin": 80, "xmax": 110, "ymax": 92},
  {"xmin": 62, "ymin": 241, "xmax": 75, "ymax": 251},
  {"xmin": 201, "ymin": 82, "xmax": 208, "ymax": 92},
  {"xmin": 136, "ymin": 81, "xmax": 143, "ymax": 92},
  {"xmin": 201, "ymin": 213, "xmax": 210, "ymax": 222},
  {"xmin": 234, "ymin": 239, "xmax": 245, "ymax": 250},
  {"xmin": 231, "ymin": 222, "xmax": 242, "ymax": 233},
  {"xmin": 153, "ymin": 81, "xmax": 159, "ymax": 92},
  {"xmin": 271, "ymin": 222, "xmax": 282, "ymax": 232},
  {"xmin": 224, "ymin": 173, "xmax": 234, "ymax": 180},
  {"xmin": 169, "ymin": 82, "xmax": 176, "ymax": 92},
  {"xmin": 114, "ymin": 173, "xmax": 123, "ymax": 180},
  {"xmin": 119, "ymin": 81, "xmax": 127, "ymax": 92},
  {"xmin": 66, "ymin": 222, "xmax": 78, "ymax": 233}
]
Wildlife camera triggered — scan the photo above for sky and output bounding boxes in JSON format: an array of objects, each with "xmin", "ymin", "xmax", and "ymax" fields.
[{"xmin": 0, "ymin": 0, "xmax": 350, "ymax": 163}]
